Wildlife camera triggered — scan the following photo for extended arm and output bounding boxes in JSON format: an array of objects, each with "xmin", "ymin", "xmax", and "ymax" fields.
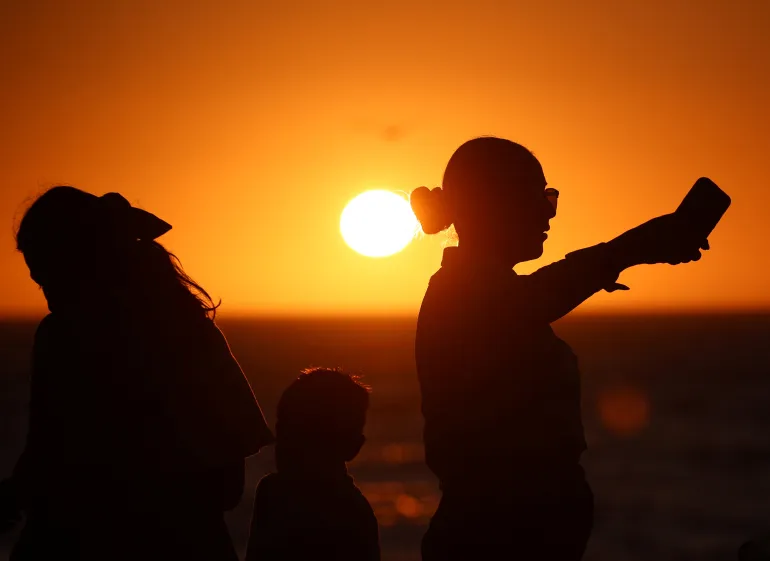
[
  {"xmin": 519, "ymin": 242, "xmax": 629, "ymax": 324},
  {"xmin": 518, "ymin": 213, "xmax": 707, "ymax": 324}
]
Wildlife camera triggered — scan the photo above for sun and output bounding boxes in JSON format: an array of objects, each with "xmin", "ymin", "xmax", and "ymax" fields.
[{"xmin": 340, "ymin": 190, "xmax": 418, "ymax": 257}]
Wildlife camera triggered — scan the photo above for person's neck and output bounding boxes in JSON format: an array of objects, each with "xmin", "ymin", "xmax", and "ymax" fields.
[
  {"xmin": 275, "ymin": 446, "xmax": 348, "ymax": 480},
  {"xmin": 455, "ymin": 241, "xmax": 521, "ymax": 269},
  {"xmin": 278, "ymin": 461, "xmax": 348, "ymax": 480}
]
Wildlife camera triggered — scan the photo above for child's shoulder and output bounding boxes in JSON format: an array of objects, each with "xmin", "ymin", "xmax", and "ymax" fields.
[
  {"xmin": 342, "ymin": 477, "xmax": 377, "ymax": 516},
  {"xmin": 252, "ymin": 473, "xmax": 290, "ymax": 513}
]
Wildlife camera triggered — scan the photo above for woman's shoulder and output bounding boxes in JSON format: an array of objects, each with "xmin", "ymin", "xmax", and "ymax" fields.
[
  {"xmin": 194, "ymin": 318, "xmax": 236, "ymax": 357},
  {"xmin": 30, "ymin": 314, "xmax": 68, "ymax": 374},
  {"xmin": 35, "ymin": 313, "xmax": 55, "ymax": 330},
  {"xmin": 33, "ymin": 313, "xmax": 59, "ymax": 346},
  {"xmin": 153, "ymin": 313, "xmax": 227, "ymax": 347}
]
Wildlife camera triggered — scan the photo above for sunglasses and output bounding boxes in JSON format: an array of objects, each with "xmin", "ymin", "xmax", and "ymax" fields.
[{"xmin": 545, "ymin": 188, "xmax": 559, "ymax": 212}]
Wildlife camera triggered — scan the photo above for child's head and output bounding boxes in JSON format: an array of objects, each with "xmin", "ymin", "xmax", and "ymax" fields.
[{"xmin": 275, "ymin": 368, "xmax": 370, "ymax": 468}]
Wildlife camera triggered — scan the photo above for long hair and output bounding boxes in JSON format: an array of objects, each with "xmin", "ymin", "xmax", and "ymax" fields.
[
  {"xmin": 16, "ymin": 185, "xmax": 219, "ymax": 319},
  {"xmin": 133, "ymin": 239, "xmax": 221, "ymax": 319}
]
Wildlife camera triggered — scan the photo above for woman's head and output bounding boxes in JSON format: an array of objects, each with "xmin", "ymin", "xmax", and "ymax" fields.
[
  {"xmin": 16, "ymin": 186, "xmax": 217, "ymax": 317},
  {"xmin": 410, "ymin": 137, "xmax": 557, "ymax": 264}
]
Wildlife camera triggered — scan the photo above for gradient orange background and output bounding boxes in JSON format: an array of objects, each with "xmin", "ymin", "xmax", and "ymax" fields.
[{"xmin": 1, "ymin": 0, "xmax": 767, "ymax": 317}]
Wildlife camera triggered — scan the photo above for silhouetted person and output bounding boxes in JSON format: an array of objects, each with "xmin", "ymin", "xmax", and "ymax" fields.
[
  {"xmin": 246, "ymin": 368, "xmax": 380, "ymax": 561},
  {"xmin": 0, "ymin": 186, "xmax": 273, "ymax": 561},
  {"xmin": 410, "ymin": 137, "xmax": 709, "ymax": 560}
]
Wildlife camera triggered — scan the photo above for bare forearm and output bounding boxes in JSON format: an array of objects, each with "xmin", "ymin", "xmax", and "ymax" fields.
[{"xmin": 524, "ymin": 243, "xmax": 629, "ymax": 323}]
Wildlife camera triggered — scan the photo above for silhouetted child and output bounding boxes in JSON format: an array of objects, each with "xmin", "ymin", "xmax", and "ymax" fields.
[{"xmin": 245, "ymin": 368, "xmax": 380, "ymax": 561}]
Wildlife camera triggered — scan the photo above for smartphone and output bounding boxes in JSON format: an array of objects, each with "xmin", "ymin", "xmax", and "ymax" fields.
[{"xmin": 674, "ymin": 177, "xmax": 731, "ymax": 239}]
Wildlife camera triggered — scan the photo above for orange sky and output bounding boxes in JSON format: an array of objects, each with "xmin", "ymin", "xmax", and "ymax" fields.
[{"xmin": 1, "ymin": 0, "xmax": 768, "ymax": 317}]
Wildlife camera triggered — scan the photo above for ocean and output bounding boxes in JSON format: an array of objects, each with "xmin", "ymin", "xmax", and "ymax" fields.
[{"xmin": 1, "ymin": 314, "xmax": 770, "ymax": 560}]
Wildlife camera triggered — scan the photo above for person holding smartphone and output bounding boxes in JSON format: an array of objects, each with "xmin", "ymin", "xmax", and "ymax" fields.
[{"xmin": 409, "ymin": 136, "xmax": 714, "ymax": 561}]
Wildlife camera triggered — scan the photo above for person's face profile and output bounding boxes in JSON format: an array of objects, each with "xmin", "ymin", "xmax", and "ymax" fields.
[
  {"xmin": 23, "ymin": 238, "xmax": 92, "ymax": 311},
  {"xmin": 490, "ymin": 158, "xmax": 553, "ymax": 262}
]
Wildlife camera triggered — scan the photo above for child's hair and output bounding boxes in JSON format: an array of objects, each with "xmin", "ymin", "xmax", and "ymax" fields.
[{"xmin": 276, "ymin": 367, "xmax": 370, "ymax": 455}]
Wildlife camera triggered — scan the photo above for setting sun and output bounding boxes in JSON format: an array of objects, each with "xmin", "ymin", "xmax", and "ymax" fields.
[{"xmin": 340, "ymin": 190, "xmax": 418, "ymax": 258}]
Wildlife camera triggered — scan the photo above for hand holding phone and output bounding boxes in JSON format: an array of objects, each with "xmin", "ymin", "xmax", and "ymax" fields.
[
  {"xmin": 674, "ymin": 177, "xmax": 731, "ymax": 240},
  {"xmin": 605, "ymin": 178, "xmax": 729, "ymax": 292}
]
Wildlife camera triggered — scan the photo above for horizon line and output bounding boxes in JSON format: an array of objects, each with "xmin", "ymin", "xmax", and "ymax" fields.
[{"xmin": 1, "ymin": 307, "xmax": 770, "ymax": 323}]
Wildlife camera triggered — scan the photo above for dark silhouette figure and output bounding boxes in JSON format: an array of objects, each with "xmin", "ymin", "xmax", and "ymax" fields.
[
  {"xmin": 246, "ymin": 368, "xmax": 380, "ymax": 561},
  {"xmin": 410, "ymin": 137, "xmax": 709, "ymax": 560},
  {"xmin": 1, "ymin": 186, "xmax": 273, "ymax": 561}
]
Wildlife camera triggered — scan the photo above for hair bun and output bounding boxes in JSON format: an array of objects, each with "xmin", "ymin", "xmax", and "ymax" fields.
[{"xmin": 410, "ymin": 186, "xmax": 452, "ymax": 235}]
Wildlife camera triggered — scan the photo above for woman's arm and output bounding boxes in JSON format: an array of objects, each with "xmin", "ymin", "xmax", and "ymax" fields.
[
  {"xmin": 517, "ymin": 242, "xmax": 628, "ymax": 324},
  {"xmin": 164, "ymin": 320, "xmax": 274, "ymax": 469},
  {"xmin": 519, "ymin": 213, "xmax": 707, "ymax": 324}
]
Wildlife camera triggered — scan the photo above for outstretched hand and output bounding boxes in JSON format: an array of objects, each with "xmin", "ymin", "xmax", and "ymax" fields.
[{"xmin": 611, "ymin": 213, "xmax": 710, "ymax": 267}]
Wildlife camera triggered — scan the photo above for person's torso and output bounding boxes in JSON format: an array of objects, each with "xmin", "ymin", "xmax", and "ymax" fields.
[
  {"xmin": 252, "ymin": 473, "xmax": 378, "ymax": 560},
  {"xmin": 25, "ymin": 312, "xmax": 262, "ymax": 514},
  {"xmin": 415, "ymin": 255, "xmax": 586, "ymax": 490}
]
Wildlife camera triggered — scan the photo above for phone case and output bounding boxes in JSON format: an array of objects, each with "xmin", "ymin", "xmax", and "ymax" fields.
[{"xmin": 675, "ymin": 177, "xmax": 731, "ymax": 239}]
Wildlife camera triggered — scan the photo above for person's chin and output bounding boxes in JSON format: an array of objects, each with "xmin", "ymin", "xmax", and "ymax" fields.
[{"xmin": 521, "ymin": 242, "xmax": 545, "ymax": 262}]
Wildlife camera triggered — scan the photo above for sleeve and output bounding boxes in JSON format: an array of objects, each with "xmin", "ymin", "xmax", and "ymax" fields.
[
  {"xmin": 515, "ymin": 243, "xmax": 628, "ymax": 324},
  {"xmin": 164, "ymin": 319, "xmax": 274, "ymax": 469}
]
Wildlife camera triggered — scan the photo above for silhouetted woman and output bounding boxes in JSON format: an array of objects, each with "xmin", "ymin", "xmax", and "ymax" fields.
[
  {"xmin": 410, "ymin": 137, "xmax": 708, "ymax": 560},
  {"xmin": 2, "ymin": 187, "xmax": 273, "ymax": 561}
]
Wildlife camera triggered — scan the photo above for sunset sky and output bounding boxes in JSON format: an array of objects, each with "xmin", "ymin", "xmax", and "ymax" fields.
[{"xmin": 1, "ymin": 0, "xmax": 767, "ymax": 317}]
